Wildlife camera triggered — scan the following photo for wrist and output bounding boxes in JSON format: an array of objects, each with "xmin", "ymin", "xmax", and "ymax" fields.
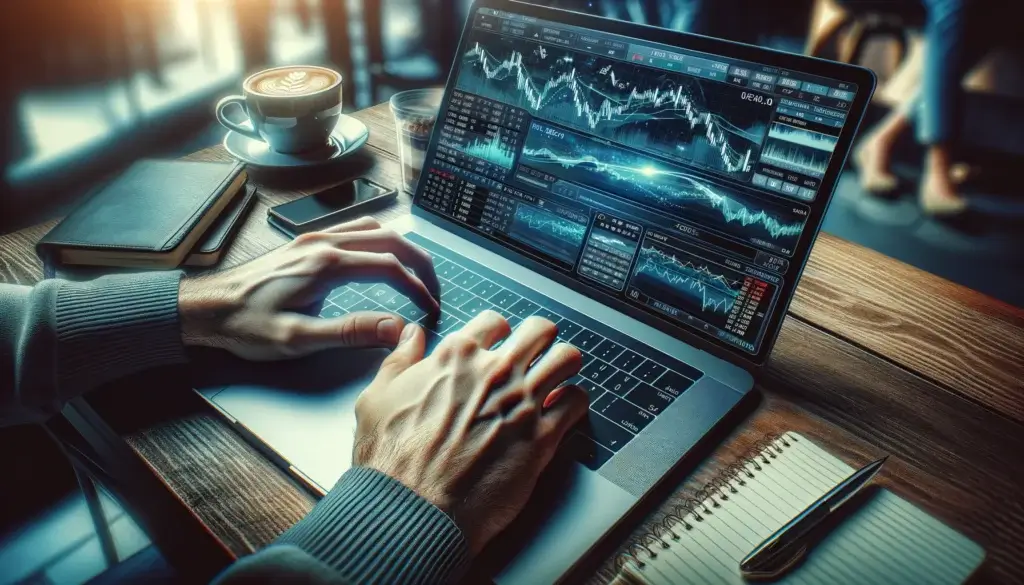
[{"xmin": 178, "ymin": 275, "xmax": 242, "ymax": 348}]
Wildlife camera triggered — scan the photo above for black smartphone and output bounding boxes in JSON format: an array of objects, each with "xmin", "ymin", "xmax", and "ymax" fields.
[{"xmin": 267, "ymin": 178, "xmax": 397, "ymax": 237}]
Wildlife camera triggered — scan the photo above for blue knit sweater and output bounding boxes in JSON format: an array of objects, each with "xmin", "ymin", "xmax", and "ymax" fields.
[{"xmin": 0, "ymin": 271, "xmax": 469, "ymax": 585}]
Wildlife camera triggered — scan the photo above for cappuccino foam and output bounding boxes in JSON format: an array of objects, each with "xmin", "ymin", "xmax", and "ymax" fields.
[{"xmin": 248, "ymin": 67, "xmax": 339, "ymax": 97}]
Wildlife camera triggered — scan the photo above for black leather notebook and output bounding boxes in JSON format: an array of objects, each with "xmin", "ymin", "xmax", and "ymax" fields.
[
  {"xmin": 37, "ymin": 159, "xmax": 247, "ymax": 268},
  {"xmin": 185, "ymin": 183, "xmax": 257, "ymax": 267}
]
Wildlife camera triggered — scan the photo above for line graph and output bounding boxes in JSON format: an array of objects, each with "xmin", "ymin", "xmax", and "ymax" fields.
[
  {"xmin": 759, "ymin": 122, "xmax": 837, "ymax": 178},
  {"xmin": 460, "ymin": 131, "xmax": 516, "ymax": 169},
  {"xmin": 634, "ymin": 244, "xmax": 743, "ymax": 314},
  {"xmin": 506, "ymin": 202, "xmax": 587, "ymax": 264},
  {"xmin": 456, "ymin": 33, "xmax": 772, "ymax": 178},
  {"xmin": 629, "ymin": 241, "xmax": 776, "ymax": 344},
  {"xmin": 590, "ymin": 230, "xmax": 636, "ymax": 256},
  {"xmin": 520, "ymin": 121, "xmax": 808, "ymax": 254}
]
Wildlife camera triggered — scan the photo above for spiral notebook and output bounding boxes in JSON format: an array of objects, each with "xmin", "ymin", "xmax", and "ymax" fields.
[{"xmin": 613, "ymin": 432, "xmax": 984, "ymax": 585}]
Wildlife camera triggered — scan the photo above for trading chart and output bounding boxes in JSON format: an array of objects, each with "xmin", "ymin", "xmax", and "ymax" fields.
[
  {"xmin": 507, "ymin": 202, "xmax": 588, "ymax": 265},
  {"xmin": 520, "ymin": 121, "xmax": 809, "ymax": 255},
  {"xmin": 456, "ymin": 33, "xmax": 773, "ymax": 179},
  {"xmin": 416, "ymin": 6, "xmax": 860, "ymax": 355},
  {"xmin": 628, "ymin": 238, "xmax": 777, "ymax": 349},
  {"xmin": 759, "ymin": 122, "xmax": 838, "ymax": 178}
]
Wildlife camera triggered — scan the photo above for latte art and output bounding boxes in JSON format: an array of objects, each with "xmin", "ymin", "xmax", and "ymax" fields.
[{"xmin": 248, "ymin": 67, "xmax": 339, "ymax": 97}]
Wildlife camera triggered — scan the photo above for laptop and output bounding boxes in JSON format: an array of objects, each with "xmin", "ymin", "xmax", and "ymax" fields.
[{"xmin": 199, "ymin": 1, "xmax": 874, "ymax": 582}]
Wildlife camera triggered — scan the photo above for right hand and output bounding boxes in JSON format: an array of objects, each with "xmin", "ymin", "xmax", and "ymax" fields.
[{"xmin": 352, "ymin": 310, "xmax": 589, "ymax": 553}]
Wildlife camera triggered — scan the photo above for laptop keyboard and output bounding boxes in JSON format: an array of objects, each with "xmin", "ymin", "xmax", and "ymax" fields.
[{"xmin": 318, "ymin": 236, "xmax": 704, "ymax": 470}]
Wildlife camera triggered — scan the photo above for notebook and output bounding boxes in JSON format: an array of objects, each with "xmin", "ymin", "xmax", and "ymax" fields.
[
  {"xmin": 613, "ymin": 432, "xmax": 984, "ymax": 585},
  {"xmin": 37, "ymin": 159, "xmax": 247, "ymax": 269},
  {"xmin": 184, "ymin": 183, "xmax": 257, "ymax": 267}
]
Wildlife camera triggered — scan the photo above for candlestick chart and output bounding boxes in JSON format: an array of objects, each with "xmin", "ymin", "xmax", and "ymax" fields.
[{"xmin": 456, "ymin": 33, "xmax": 772, "ymax": 178}]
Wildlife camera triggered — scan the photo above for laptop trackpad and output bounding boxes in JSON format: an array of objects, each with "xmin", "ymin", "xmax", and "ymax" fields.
[{"xmin": 209, "ymin": 348, "xmax": 389, "ymax": 492}]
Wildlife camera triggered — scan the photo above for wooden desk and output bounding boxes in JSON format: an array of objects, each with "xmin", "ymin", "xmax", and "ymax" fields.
[{"xmin": 2, "ymin": 103, "xmax": 1023, "ymax": 583}]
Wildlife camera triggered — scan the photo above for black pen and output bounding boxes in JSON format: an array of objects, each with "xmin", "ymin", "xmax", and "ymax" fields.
[{"xmin": 739, "ymin": 456, "xmax": 888, "ymax": 579}]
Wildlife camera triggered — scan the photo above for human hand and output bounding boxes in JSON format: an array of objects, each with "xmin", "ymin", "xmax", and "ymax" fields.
[
  {"xmin": 178, "ymin": 217, "xmax": 440, "ymax": 360},
  {"xmin": 352, "ymin": 310, "xmax": 589, "ymax": 553}
]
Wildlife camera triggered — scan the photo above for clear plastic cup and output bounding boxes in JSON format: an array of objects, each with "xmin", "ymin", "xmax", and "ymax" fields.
[{"xmin": 389, "ymin": 88, "xmax": 443, "ymax": 194}]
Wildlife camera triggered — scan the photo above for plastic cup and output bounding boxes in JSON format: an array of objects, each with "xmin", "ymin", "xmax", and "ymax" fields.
[{"xmin": 389, "ymin": 88, "xmax": 443, "ymax": 194}]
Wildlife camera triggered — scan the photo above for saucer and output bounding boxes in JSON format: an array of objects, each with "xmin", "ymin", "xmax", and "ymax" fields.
[{"xmin": 223, "ymin": 114, "xmax": 369, "ymax": 169}]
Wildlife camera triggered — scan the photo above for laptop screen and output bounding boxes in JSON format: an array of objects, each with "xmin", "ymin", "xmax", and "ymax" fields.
[{"xmin": 414, "ymin": 4, "xmax": 866, "ymax": 360}]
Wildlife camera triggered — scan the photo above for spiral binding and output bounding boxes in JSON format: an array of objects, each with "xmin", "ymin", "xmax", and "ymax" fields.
[{"xmin": 611, "ymin": 433, "xmax": 797, "ymax": 575}]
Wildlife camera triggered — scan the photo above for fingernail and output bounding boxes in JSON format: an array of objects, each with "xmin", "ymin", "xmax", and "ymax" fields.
[
  {"xmin": 377, "ymin": 318, "xmax": 401, "ymax": 345},
  {"xmin": 398, "ymin": 322, "xmax": 419, "ymax": 345},
  {"xmin": 544, "ymin": 385, "xmax": 567, "ymax": 409}
]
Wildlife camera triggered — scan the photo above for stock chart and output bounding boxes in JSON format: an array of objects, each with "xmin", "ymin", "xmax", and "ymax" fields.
[
  {"xmin": 456, "ymin": 34, "xmax": 773, "ymax": 178},
  {"xmin": 520, "ymin": 121, "xmax": 808, "ymax": 255},
  {"xmin": 630, "ymin": 240, "xmax": 776, "ymax": 346},
  {"xmin": 759, "ymin": 122, "xmax": 838, "ymax": 179},
  {"xmin": 507, "ymin": 202, "xmax": 588, "ymax": 265}
]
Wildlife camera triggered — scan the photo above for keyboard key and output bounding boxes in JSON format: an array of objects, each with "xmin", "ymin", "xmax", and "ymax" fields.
[
  {"xmin": 501, "ymin": 312, "xmax": 523, "ymax": 329},
  {"xmin": 380, "ymin": 294, "xmax": 410, "ymax": 311},
  {"xmin": 653, "ymin": 370, "xmax": 696, "ymax": 397},
  {"xmin": 591, "ymin": 392, "xmax": 616, "ymax": 412},
  {"xmin": 396, "ymin": 302, "xmax": 428, "ymax": 323},
  {"xmin": 428, "ymin": 311, "xmax": 463, "ymax": 334},
  {"xmin": 470, "ymin": 280, "xmax": 502, "ymax": 299},
  {"xmin": 570, "ymin": 329, "xmax": 604, "ymax": 351},
  {"xmin": 573, "ymin": 377, "xmax": 604, "ymax": 404},
  {"xmin": 459, "ymin": 296, "xmax": 494, "ymax": 318},
  {"xmin": 562, "ymin": 432, "xmax": 614, "ymax": 470},
  {"xmin": 328, "ymin": 289, "xmax": 364, "ymax": 310},
  {"xmin": 489, "ymin": 289, "xmax": 522, "ymax": 310},
  {"xmin": 441, "ymin": 287, "xmax": 475, "ymax": 308},
  {"xmin": 591, "ymin": 339, "xmax": 625, "ymax": 362},
  {"xmin": 667, "ymin": 359, "xmax": 704, "ymax": 383},
  {"xmin": 507, "ymin": 298, "xmax": 540, "ymax": 319},
  {"xmin": 580, "ymin": 360, "xmax": 615, "ymax": 385},
  {"xmin": 452, "ymin": 270, "xmax": 484, "ymax": 290},
  {"xmin": 439, "ymin": 279, "xmax": 461, "ymax": 294},
  {"xmin": 611, "ymin": 349, "xmax": 644, "ymax": 372},
  {"xmin": 625, "ymin": 383, "xmax": 674, "ymax": 415},
  {"xmin": 580, "ymin": 412, "xmax": 634, "ymax": 451},
  {"xmin": 319, "ymin": 303, "xmax": 347, "ymax": 319},
  {"xmin": 364, "ymin": 284, "xmax": 401, "ymax": 305},
  {"xmin": 604, "ymin": 370, "xmax": 641, "ymax": 396},
  {"xmin": 633, "ymin": 360, "xmax": 667, "ymax": 384},
  {"xmin": 350, "ymin": 298, "xmax": 383, "ymax": 313},
  {"xmin": 555, "ymin": 320, "xmax": 583, "ymax": 341},
  {"xmin": 532, "ymin": 308, "xmax": 562, "ymax": 324},
  {"xmin": 436, "ymin": 262, "xmax": 465, "ymax": 280},
  {"xmin": 594, "ymin": 398, "xmax": 654, "ymax": 434},
  {"xmin": 348, "ymin": 282, "xmax": 375, "ymax": 293},
  {"xmin": 432, "ymin": 258, "xmax": 450, "ymax": 272}
]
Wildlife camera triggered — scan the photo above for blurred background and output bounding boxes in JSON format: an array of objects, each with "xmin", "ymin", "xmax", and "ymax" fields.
[{"xmin": 0, "ymin": 1, "xmax": 1021, "ymax": 583}]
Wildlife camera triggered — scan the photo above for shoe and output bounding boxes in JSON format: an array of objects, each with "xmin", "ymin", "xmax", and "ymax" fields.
[{"xmin": 854, "ymin": 144, "xmax": 900, "ymax": 195}]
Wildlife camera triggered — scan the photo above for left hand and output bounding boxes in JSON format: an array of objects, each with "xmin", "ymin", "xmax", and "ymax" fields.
[{"xmin": 178, "ymin": 216, "xmax": 440, "ymax": 360}]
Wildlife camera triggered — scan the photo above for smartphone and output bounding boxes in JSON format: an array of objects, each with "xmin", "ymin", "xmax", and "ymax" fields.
[{"xmin": 267, "ymin": 178, "xmax": 397, "ymax": 237}]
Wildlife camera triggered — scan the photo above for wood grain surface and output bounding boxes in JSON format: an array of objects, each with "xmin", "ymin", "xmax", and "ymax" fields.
[{"xmin": 2, "ymin": 103, "xmax": 1023, "ymax": 583}]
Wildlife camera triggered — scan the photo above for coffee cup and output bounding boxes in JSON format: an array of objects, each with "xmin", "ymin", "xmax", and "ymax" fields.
[{"xmin": 216, "ymin": 65, "xmax": 343, "ymax": 154}]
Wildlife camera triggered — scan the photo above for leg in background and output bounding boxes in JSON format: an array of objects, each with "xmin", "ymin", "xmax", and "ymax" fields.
[{"xmin": 855, "ymin": 97, "xmax": 915, "ymax": 194}]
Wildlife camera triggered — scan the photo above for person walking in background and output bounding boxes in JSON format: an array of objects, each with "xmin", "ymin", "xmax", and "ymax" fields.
[{"xmin": 853, "ymin": 0, "xmax": 1009, "ymax": 216}]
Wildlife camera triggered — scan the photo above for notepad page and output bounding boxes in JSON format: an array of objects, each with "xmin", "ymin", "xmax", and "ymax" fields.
[{"xmin": 621, "ymin": 432, "xmax": 984, "ymax": 585}]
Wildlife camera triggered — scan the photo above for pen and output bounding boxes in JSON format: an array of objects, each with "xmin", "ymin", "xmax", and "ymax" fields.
[{"xmin": 739, "ymin": 455, "xmax": 888, "ymax": 579}]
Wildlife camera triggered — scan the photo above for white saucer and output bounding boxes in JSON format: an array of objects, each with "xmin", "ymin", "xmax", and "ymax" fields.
[{"xmin": 223, "ymin": 114, "xmax": 369, "ymax": 169}]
